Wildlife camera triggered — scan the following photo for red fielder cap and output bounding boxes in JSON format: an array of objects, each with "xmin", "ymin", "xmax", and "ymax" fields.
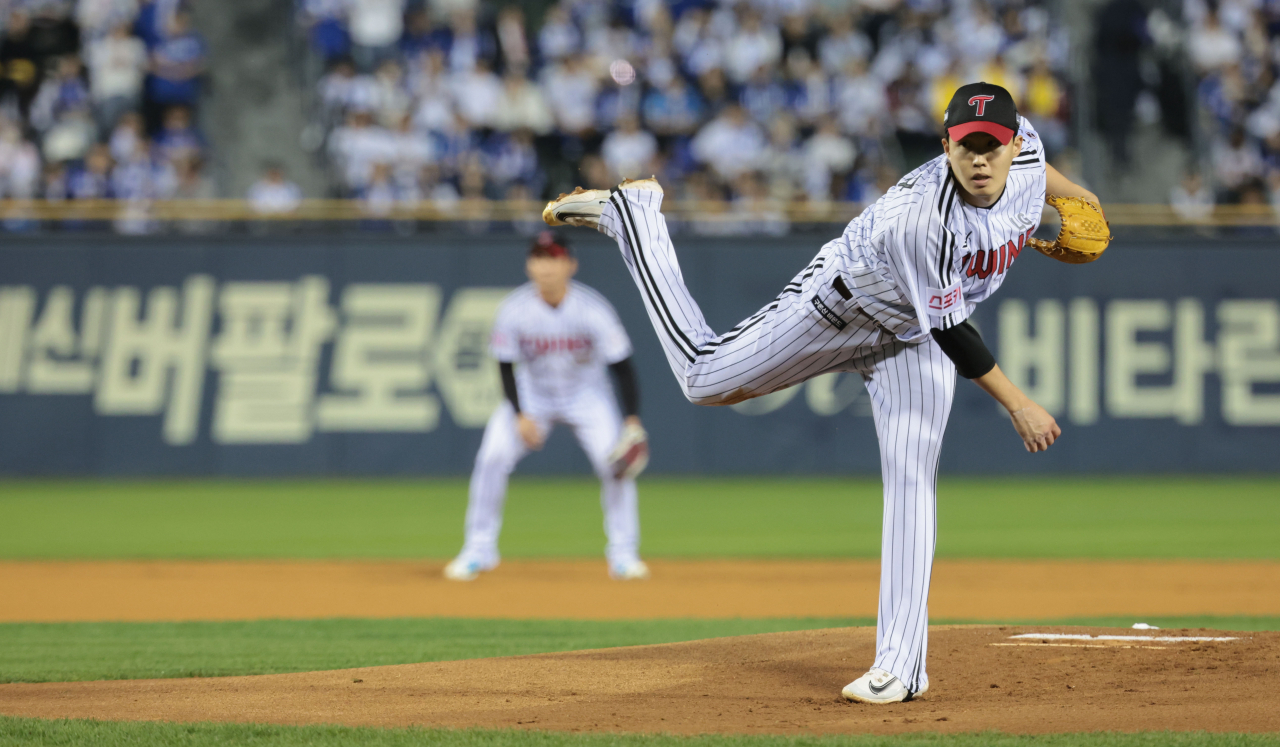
[
  {"xmin": 943, "ymin": 82, "xmax": 1019, "ymax": 145},
  {"xmin": 530, "ymin": 231, "xmax": 573, "ymax": 258}
]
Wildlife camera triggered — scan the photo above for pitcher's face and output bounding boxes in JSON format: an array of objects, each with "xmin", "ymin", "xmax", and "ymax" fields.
[{"xmin": 943, "ymin": 133, "xmax": 1023, "ymax": 207}]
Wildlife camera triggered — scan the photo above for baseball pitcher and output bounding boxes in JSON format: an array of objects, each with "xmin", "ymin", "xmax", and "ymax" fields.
[{"xmin": 542, "ymin": 82, "xmax": 1109, "ymax": 702}]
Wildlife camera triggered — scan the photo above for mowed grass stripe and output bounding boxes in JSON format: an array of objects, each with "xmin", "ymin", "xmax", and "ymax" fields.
[
  {"xmin": 0, "ymin": 718, "xmax": 1276, "ymax": 747},
  {"xmin": 0, "ymin": 477, "xmax": 1276, "ymax": 560},
  {"xmin": 0, "ymin": 618, "xmax": 870, "ymax": 684},
  {"xmin": 1, "ymin": 617, "xmax": 1276, "ymax": 684}
]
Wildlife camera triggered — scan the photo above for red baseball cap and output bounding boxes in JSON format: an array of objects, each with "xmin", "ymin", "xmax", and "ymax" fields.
[
  {"xmin": 943, "ymin": 82, "xmax": 1019, "ymax": 145},
  {"xmin": 530, "ymin": 231, "xmax": 573, "ymax": 258}
]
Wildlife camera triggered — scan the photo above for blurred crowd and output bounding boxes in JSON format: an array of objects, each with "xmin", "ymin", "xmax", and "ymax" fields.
[
  {"xmin": 0, "ymin": 0, "xmax": 209, "ymax": 223},
  {"xmin": 1181, "ymin": 0, "xmax": 1280, "ymax": 217},
  {"xmin": 13, "ymin": 0, "xmax": 1280, "ymax": 232},
  {"xmin": 299, "ymin": 0, "xmax": 1072, "ymax": 213}
]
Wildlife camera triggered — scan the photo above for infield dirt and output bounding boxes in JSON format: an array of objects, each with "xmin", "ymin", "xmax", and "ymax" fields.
[
  {"xmin": 4, "ymin": 559, "xmax": 1279, "ymax": 622},
  {"xmin": 1, "ymin": 626, "xmax": 1276, "ymax": 735}
]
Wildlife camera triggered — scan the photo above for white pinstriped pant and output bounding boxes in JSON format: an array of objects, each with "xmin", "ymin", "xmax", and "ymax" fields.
[
  {"xmin": 462, "ymin": 396, "xmax": 641, "ymax": 568},
  {"xmin": 599, "ymin": 187, "xmax": 955, "ymax": 691}
]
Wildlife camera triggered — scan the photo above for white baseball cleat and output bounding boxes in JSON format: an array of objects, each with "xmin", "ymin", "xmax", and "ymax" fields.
[
  {"xmin": 608, "ymin": 559, "xmax": 651, "ymax": 581},
  {"xmin": 841, "ymin": 668, "xmax": 927, "ymax": 704},
  {"xmin": 542, "ymin": 187, "xmax": 612, "ymax": 228},
  {"xmin": 542, "ymin": 179, "xmax": 665, "ymax": 230},
  {"xmin": 443, "ymin": 556, "xmax": 498, "ymax": 582}
]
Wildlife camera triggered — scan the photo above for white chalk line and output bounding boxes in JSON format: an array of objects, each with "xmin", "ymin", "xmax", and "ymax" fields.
[
  {"xmin": 991, "ymin": 642, "xmax": 1168, "ymax": 650},
  {"xmin": 1009, "ymin": 634, "xmax": 1239, "ymax": 643}
]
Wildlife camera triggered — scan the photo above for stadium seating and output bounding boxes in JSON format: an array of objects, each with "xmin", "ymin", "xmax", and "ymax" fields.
[
  {"xmin": 299, "ymin": 0, "xmax": 1071, "ymax": 214},
  {"xmin": 0, "ymin": 0, "xmax": 209, "ymax": 220},
  {"xmin": 1184, "ymin": 0, "xmax": 1280, "ymax": 211}
]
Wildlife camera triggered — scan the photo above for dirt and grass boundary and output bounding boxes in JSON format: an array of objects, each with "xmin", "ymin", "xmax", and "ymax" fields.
[{"xmin": 2, "ymin": 627, "xmax": 1277, "ymax": 737}]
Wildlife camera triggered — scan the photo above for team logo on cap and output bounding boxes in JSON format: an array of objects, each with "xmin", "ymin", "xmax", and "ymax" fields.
[{"xmin": 968, "ymin": 95, "xmax": 995, "ymax": 116}]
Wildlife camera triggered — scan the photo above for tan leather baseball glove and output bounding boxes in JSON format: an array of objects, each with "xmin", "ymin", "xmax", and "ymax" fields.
[
  {"xmin": 609, "ymin": 422, "xmax": 649, "ymax": 480},
  {"xmin": 1027, "ymin": 196, "xmax": 1113, "ymax": 264}
]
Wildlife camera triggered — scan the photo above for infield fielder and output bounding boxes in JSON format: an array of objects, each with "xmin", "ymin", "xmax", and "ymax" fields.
[{"xmin": 445, "ymin": 232, "xmax": 651, "ymax": 583}]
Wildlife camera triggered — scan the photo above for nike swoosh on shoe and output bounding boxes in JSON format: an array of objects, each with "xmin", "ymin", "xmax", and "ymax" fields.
[{"xmin": 868, "ymin": 677, "xmax": 897, "ymax": 695}]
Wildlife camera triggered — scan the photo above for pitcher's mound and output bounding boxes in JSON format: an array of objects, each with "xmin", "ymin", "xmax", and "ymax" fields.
[{"xmin": 1, "ymin": 626, "xmax": 1277, "ymax": 735}]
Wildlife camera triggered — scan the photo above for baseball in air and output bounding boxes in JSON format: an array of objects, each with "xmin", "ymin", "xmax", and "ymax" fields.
[{"xmin": 610, "ymin": 59, "xmax": 636, "ymax": 86}]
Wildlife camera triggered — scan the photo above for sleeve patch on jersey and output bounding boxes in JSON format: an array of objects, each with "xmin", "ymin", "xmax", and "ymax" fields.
[
  {"xmin": 925, "ymin": 281, "xmax": 965, "ymax": 321},
  {"xmin": 811, "ymin": 295, "xmax": 848, "ymax": 330}
]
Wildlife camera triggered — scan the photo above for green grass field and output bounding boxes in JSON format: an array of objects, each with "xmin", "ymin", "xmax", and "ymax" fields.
[
  {"xmin": 0, "ymin": 618, "xmax": 869, "ymax": 683},
  {"xmin": 3, "ymin": 718, "xmax": 1277, "ymax": 747},
  {"xmin": 2, "ymin": 477, "xmax": 1277, "ymax": 746},
  {"xmin": 0, "ymin": 477, "xmax": 1276, "ymax": 559},
  {"xmin": 2, "ymin": 719, "xmax": 1277, "ymax": 747},
  {"xmin": 1, "ymin": 616, "xmax": 1276, "ymax": 685}
]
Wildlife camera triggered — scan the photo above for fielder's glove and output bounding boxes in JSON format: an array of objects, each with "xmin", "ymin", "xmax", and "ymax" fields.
[
  {"xmin": 609, "ymin": 422, "xmax": 649, "ymax": 480},
  {"xmin": 1027, "ymin": 195, "xmax": 1113, "ymax": 264}
]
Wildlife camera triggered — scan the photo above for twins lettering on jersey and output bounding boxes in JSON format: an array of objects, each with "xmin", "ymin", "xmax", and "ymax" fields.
[
  {"xmin": 519, "ymin": 334, "xmax": 594, "ymax": 360},
  {"xmin": 962, "ymin": 226, "xmax": 1036, "ymax": 280}
]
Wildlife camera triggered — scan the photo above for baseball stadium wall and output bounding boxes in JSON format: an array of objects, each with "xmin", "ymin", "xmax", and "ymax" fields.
[{"xmin": 0, "ymin": 232, "xmax": 1276, "ymax": 476}]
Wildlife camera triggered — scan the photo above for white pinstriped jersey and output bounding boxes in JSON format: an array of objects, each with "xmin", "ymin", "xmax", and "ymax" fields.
[
  {"xmin": 490, "ymin": 281, "xmax": 632, "ymax": 406},
  {"xmin": 826, "ymin": 116, "xmax": 1046, "ymax": 342}
]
